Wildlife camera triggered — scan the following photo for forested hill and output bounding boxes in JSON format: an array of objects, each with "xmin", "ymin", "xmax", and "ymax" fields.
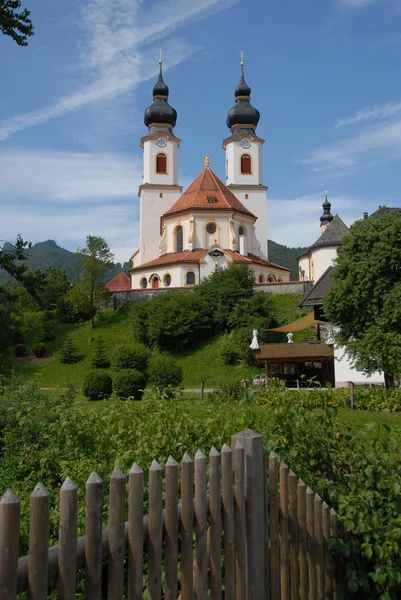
[
  {"xmin": 0, "ymin": 239, "xmax": 306, "ymax": 282},
  {"xmin": 0, "ymin": 240, "xmax": 129, "ymax": 283},
  {"xmin": 268, "ymin": 240, "xmax": 308, "ymax": 280}
]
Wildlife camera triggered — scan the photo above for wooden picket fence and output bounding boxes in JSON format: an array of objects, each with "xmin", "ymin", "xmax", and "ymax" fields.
[{"xmin": 0, "ymin": 429, "xmax": 342, "ymax": 599}]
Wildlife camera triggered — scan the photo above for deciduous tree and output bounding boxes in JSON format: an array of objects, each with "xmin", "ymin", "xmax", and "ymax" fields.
[
  {"xmin": 0, "ymin": 0, "xmax": 33, "ymax": 46},
  {"xmin": 324, "ymin": 208, "xmax": 401, "ymax": 389}
]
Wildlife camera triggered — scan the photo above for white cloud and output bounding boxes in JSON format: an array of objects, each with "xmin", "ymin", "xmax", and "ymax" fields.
[
  {"xmin": 339, "ymin": 0, "xmax": 379, "ymax": 8},
  {"xmin": 336, "ymin": 102, "xmax": 401, "ymax": 127},
  {"xmin": 302, "ymin": 119, "xmax": 401, "ymax": 173},
  {"xmin": 0, "ymin": 0, "xmax": 238, "ymax": 141},
  {"xmin": 0, "ymin": 150, "xmax": 140, "ymax": 201}
]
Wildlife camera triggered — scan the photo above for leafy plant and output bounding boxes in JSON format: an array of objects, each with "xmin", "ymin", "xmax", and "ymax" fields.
[
  {"xmin": 31, "ymin": 343, "xmax": 46, "ymax": 358},
  {"xmin": 82, "ymin": 371, "xmax": 112, "ymax": 401},
  {"xmin": 147, "ymin": 355, "xmax": 183, "ymax": 390},
  {"xmin": 114, "ymin": 343, "xmax": 150, "ymax": 372},
  {"xmin": 113, "ymin": 369, "xmax": 146, "ymax": 400},
  {"xmin": 14, "ymin": 343, "xmax": 26, "ymax": 357}
]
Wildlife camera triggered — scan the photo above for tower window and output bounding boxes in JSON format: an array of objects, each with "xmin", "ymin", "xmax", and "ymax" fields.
[
  {"xmin": 238, "ymin": 226, "xmax": 244, "ymax": 236},
  {"xmin": 186, "ymin": 271, "xmax": 195, "ymax": 285},
  {"xmin": 206, "ymin": 222, "xmax": 217, "ymax": 234},
  {"xmin": 176, "ymin": 225, "xmax": 183, "ymax": 252},
  {"xmin": 159, "ymin": 193, "xmax": 163, "ymax": 198},
  {"xmin": 241, "ymin": 154, "xmax": 252, "ymax": 174},
  {"xmin": 156, "ymin": 153, "xmax": 167, "ymax": 174}
]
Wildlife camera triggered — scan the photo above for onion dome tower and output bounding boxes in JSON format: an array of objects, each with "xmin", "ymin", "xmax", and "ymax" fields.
[
  {"xmin": 320, "ymin": 191, "xmax": 334, "ymax": 232},
  {"xmin": 144, "ymin": 57, "xmax": 177, "ymax": 135},
  {"xmin": 226, "ymin": 57, "xmax": 260, "ymax": 137}
]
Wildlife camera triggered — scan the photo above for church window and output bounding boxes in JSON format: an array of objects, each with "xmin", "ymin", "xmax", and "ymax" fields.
[
  {"xmin": 241, "ymin": 154, "xmax": 252, "ymax": 174},
  {"xmin": 151, "ymin": 276, "xmax": 160, "ymax": 289},
  {"xmin": 156, "ymin": 153, "xmax": 167, "ymax": 174},
  {"xmin": 176, "ymin": 225, "xmax": 183, "ymax": 252},
  {"xmin": 159, "ymin": 193, "xmax": 163, "ymax": 198},
  {"xmin": 258, "ymin": 274, "xmax": 264, "ymax": 283},
  {"xmin": 186, "ymin": 271, "xmax": 195, "ymax": 285},
  {"xmin": 206, "ymin": 222, "xmax": 217, "ymax": 234},
  {"xmin": 245, "ymin": 194, "xmax": 249, "ymax": 199},
  {"xmin": 268, "ymin": 274, "xmax": 277, "ymax": 282},
  {"xmin": 164, "ymin": 274, "xmax": 171, "ymax": 287},
  {"xmin": 238, "ymin": 226, "xmax": 244, "ymax": 236},
  {"xmin": 140, "ymin": 278, "xmax": 147, "ymax": 289}
]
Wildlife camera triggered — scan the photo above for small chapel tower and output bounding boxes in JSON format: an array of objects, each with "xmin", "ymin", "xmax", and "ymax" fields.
[
  {"xmin": 137, "ymin": 56, "xmax": 182, "ymax": 267},
  {"xmin": 223, "ymin": 55, "xmax": 268, "ymax": 259}
]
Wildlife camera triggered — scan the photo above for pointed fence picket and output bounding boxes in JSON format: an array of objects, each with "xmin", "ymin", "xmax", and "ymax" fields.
[{"xmin": 0, "ymin": 429, "xmax": 344, "ymax": 599}]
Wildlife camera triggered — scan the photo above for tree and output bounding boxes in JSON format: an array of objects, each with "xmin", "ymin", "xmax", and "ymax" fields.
[
  {"xmin": 0, "ymin": 235, "xmax": 30, "ymax": 279},
  {"xmin": 76, "ymin": 236, "xmax": 114, "ymax": 329},
  {"xmin": 0, "ymin": 0, "xmax": 34, "ymax": 46},
  {"xmin": 324, "ymin": 208, "xmax": 401, "ymax": 389}
]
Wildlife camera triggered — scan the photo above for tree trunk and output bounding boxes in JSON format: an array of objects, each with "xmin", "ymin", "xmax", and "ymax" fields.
[{"xmin": 384, "ymin": 372, "xmax": 395, "ymax": 390}]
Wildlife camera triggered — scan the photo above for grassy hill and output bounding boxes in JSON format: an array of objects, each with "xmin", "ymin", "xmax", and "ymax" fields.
[{"xmin": 0, "ymin": 240, "xmax": 129, "ymax": 282}]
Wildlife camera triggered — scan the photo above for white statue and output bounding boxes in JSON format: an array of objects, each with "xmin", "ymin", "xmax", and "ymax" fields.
[
  {"xmin": 250, "ymin": 329, "xmax": 259, "ymax": 350},
  {"xmin": 287, "ymin": 332, "xmax": 294, "ymax": 344}
]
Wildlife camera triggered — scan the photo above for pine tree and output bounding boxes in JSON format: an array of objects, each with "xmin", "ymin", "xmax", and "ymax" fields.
[
  {"xmin": 59, "ymin": 335, "xmax": 80, "ymax": 364},
  {"xmin": 91, "ymin": 336, "xmax": 110, "ymax": 369}
]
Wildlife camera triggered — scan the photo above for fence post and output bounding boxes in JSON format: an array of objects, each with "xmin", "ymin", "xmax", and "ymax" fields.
[
  {"xmin": 0, "ymin": 489, "xmax": 20, "ymax": 599},
  {"xmin": 232, "ymin": 429, "xmax": 266, "ymax": 600},
  {"xmin": 348, "ymin": 382, "xmax": 355, "ymax": 409},
  {"xmin": 200, "ymin": 380, "xmax": 205, "ymax": 401}
]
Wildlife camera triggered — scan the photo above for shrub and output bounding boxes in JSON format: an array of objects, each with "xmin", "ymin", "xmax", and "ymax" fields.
[
  {"xmin": 219, "ymin": 329, "xmax": 254, "ymax": 365},
  {"xmin": 32, "ymin": 343, "xmax": 46, "ymax": 358},
  {"xmin": 57, "ymin": 287, "xmax": 92, "ymax": 324},
  {"xmin": 147, "ymin": 355, "xmax": 183, "ymax": 389},
  {"xmin": 91, "ymin": 337, "xmax": 110, "ymax": 369},
  {"xmin": 59, "ymin": 335, "xmax": 80, "ymax": 364},
  {"xmin": 82, "ymin": 372, "xmax": 113, "ymax": 401},
  {"xmin": 114, "ymin": 344, "xmax": 150, "ymax": 372},
  {"xmin": 14, "ymin": 344, "xmax": 26, "ymax": 357},
  {"xmin": 38, "ymin": 321, "xmax": 55, "ymax": 342},
  {"xmin": 113, "ymin": 369, "xmax": 146, "ymax": 400}
]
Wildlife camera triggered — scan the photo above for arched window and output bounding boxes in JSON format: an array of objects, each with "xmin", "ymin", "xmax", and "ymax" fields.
[
  {"xmin": 258, "ymin": 274, "xmax": 264, "ymax": 283},
  {"xmin": 268, "ymin": 274, "xmax": 277, "ymax": 282},
  {"xmin": 156, "ymin": 153, "xmax": 167, "ymax": 174},
  {"xmin": 238, "ymin": 226, "xmax": 244, "ymax": 236},
  {"xmin": 176, "ymin": 225, "xmax": 183, "ymax": 252},
  {"xmin": 241, "ymin": 154, "xmax": 252, "ymax": 174},
  {"xmin": 140, "ymin": 277, "xmax": 147, "ymax": 289},
  {"xmin": 164, "ymin": 274, "xmax": 171, "ymax": 287},
  {"xmin": 186, "ymin": 271, "xmax": 195, "ymax": 285}
]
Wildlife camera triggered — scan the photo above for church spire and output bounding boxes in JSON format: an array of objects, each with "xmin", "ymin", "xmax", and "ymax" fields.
[
  {"xmin": 320, "ymin": 191, "xmax": 334, "ymax": 232},
  {"xmin": 144, "ymin": 53, "xmax": 177, "ymax": 131},
  {"xmin": 226, "ymin": 53, "xmax": 260, "ymax": 133}
]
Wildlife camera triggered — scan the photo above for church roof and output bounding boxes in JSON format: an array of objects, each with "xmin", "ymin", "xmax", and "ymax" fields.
[
  {"xmin": 299, "ymin": 266, "xmax": 334, "ymax": 307},
  {"xmin": 309, "ymin": 215, "xmax": 349, "ymax": 251},
  {"xmin": 130, "ymin": 249, "xmax": 290, "ymax": 272},
  {"xmin": 163, "ymin": 166, "xmax": 256, "ymax": 219},
  {"xmin": 105, "ymin": 271, "xmax": 131, "ymax": 292}
]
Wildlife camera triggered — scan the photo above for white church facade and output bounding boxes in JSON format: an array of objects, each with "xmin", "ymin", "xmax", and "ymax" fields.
[{"xmin": 125, "ymin": 59, "xmax": 290, "ymax": 290}]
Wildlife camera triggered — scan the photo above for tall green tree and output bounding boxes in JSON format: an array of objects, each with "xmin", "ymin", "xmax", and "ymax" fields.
[
  {"xmin": 0, "ymin": 0, "xmax": 33, "ymax": 46},
  {"xmin": 324, "ymin": 208, "xmax": 401, "ymax": 389},
  {"xmin": 76, "ymin": 236, "xmax": 114, "ymax": 329},
  {"xmin": 0, "ymin": 235, "xmax": 30, "ymax": 279}
]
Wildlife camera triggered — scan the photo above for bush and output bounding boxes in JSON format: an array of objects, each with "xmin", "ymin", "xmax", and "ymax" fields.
[
  {"xmin": 114, "ymin": 344, "xmax": 150, "ymax": 372},
  {"xmin": 59, "ymin": 335, "xmax": 80, "ymax": 364},
  {"xmin": 91, "ymin": 337, "xmax": 110, "ymax": 369},
  {"xmin": 32, "ymin": 343, "xmax": 46, "ymax": 358},
  {"xmin": 147, "ymin": 355, "xmax": 183, "ymax": 389},
  {"xmin": 113, "ymin": 369, "xmax": 146, "ymax": 400},
  {"xmin": 82, "ymin": 372, "xmax": 113, "ymax": 401},
  {"xmin": 14, "ymin": 344, "xmax": 26, "ymax": 357},
  {"xmin": 57, "ymin": 287, "xmax": 92, "ymax": 324},
  {"xmin": 38, "ymin": 321, "xmax": 55, "ymax": 343}
]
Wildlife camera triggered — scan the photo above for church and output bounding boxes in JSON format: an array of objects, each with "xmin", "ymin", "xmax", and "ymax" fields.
[{"xmin": 123, "ymin": 58, "xmax": 291, "ymax": 291}]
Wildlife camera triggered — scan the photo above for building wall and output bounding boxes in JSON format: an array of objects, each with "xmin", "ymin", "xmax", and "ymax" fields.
[
  {"xmin": 229, "ymin": 188, "xmax": 268, "ymax": 259},
  {"xmin": 298, "ymin": 246, "xmax": 338, "ymax": 282}
]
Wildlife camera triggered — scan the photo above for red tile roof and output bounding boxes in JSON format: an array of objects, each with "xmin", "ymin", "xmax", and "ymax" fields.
[
  {"xmin": 130, "ymin": 249, "xmax": 290, "ymax": 272},
  {"xmin": 163, "ymin": 167, "xmax": 256, "ymax": 218},
  {"xmin": 105, "ymin": 271, "xmax": 131, "ymax": 291}
]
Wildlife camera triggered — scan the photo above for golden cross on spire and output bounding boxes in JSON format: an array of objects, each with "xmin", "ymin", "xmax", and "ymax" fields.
[
  {"xmin": 240, "ymin": 50, "xmax": 245, "ymax": 66},
  {"xmin": 204, "ymin": 155, "xmax": 210, "ymax": 167},
  {"xmin": 159, "ymin": 48, "xmax": 163, "ymax": 65}
]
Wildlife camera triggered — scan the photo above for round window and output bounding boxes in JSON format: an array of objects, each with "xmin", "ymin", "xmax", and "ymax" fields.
[
  {"xmin": 206, "ymin": 222, "xmax": 217, "ymax": 234},
  {"xmin": 140, "ymin": 278, "xmax": 147, "ymax": 289},
  {"xmin": 164, "ymin": 274, "xmax": 171, "ymax": 287}
]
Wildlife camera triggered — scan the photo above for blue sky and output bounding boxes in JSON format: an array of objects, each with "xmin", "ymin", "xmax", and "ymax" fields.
[{"xmin": 0, "ymin": 0, "xmax": 400, "ymax": 262}]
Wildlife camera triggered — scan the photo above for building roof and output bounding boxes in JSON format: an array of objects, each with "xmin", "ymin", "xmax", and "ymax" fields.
[
  {"xmin": 105, "ymin": 271, "xmax": 131, "ymax": 292},
  {"xmin": 163, "ymin": 166, "xmax": 256, "ymax": 219},
  {"xmin": 130, "ymin": 248, "xmax": 291, "ymax": 272},
  {"xmin": 309, "ymin": 215, "xmax": 349, "ymax": 251},
  {"xmin": 299, "ymin": 266, "xmax": 334, "ymax": 307}
]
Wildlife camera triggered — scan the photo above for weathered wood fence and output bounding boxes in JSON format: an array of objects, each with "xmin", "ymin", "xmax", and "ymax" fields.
[{"xmin": 0, "ymin": 429, "xmax": 342, "ymax": 599}]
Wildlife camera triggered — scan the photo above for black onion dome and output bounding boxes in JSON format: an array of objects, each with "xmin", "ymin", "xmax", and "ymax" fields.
[
  {"xmin": 144, "ymin": 64, "xmax": 177, "ymax": 129},
  {"xmin": 226, "ymin": 70, "xmax": 260, "ymax": 130},
  {"xmin": 320, "ymin": 193, "xmax": 334, "ymax": 225}
]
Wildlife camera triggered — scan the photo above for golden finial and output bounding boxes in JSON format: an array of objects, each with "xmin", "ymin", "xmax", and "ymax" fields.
[
  {"xmin": 240, "ymin": 50, "xmax": 245, "ymax": 67},
  {"xmin": 204, "ymin": 155, "xmax": 210, "ymax": 167},
  {"xmin": 159, "ymin": 48, "xmax": 163, "ymax": 65}
]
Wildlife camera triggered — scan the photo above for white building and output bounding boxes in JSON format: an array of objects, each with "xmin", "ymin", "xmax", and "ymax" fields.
[{"xmin": 116, "ymin": 59, "xmax": 291, "ymax": 291}]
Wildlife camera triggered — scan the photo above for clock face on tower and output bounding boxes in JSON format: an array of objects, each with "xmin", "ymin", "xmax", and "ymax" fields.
[
  {"xmin": 156, "ymin": 136, "xmax": 167, "ymax": 148},
  {"xmin": 240, "ymin": 138, "xmax": 251, "ymax": 149}
]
